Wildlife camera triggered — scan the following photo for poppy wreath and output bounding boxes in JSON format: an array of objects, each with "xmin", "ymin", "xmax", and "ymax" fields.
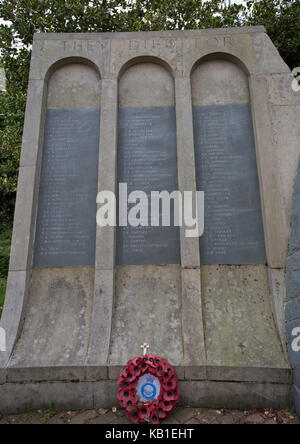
[{"xmin": 117, "ymin": 354, "xmax": 180, "ymax": 424}]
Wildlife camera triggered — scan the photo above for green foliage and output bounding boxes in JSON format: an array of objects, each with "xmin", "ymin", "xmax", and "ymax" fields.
[
  {"xmin": 0, "ymin": 277, "xmax": 6, "ymax": 317},
  {"xmin": 244, "ymin": 0, "xmax": 300, "ymax": 70},
  {"xmin": 0, "ymin": 0, "xmax": 299, "ymax": 223},
  {"xmin": 0, "ymin": 90, "xmax": 24, "ymax": 221},
  {"xmin": 0, "ymin": 223, "xmax": 11, "ymax": 315},
  {"xmin": 0, "ymin": 223, "xmax": 12, "ymax": 278}
]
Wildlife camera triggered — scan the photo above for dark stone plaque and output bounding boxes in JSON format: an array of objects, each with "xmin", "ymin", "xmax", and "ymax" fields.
[
  {"xmin": 286, "ymin": 160, "xmax": 300, "ymax": 372},
  {"xmin": 193, "ymin": 104, "xmax": 266, "ymax": 264},
  {"xmin": 34, "ymin": 108, "xmax": 100, "ymax": 267},
  {"xmin": 117, "ymin": 107, "xmax": 180, "ymax": 265}
]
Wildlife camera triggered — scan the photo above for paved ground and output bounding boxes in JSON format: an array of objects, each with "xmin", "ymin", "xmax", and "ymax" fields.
[{"xmin": 0, "ymin": 407, "xmax": 299, "ymax": 424}]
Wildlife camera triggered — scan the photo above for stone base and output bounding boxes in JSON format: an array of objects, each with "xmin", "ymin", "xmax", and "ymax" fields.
[{"xmin": 0, "ymin": 365, "xmax": 292, "ymax": 414}]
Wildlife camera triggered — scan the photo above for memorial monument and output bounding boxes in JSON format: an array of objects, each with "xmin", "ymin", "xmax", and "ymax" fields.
[{"xmin": 0, "ymin": 26, "xmax": 300, "ymax": 413}]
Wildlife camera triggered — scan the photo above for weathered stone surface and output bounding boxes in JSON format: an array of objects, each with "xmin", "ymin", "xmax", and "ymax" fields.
[
  {"xmin": 271, "ymin": 105, "xmax": 300, "ymax": 225},
  {"xmin": 0, "ymin": 379, "xmax": 292, "ymax": 414},
  {"xmin": 47, "ymin": 63, "xmax": 101, "ymax": 109},
  {"xmin": 0, "ymin": 368, "xmax": 6, "ymax": 385},
  {"xmin": 9, "ymin": 267, "xmax": 94, "ymax": 367},
  {"xmin": 173, "ymin": 366, "xmax": 185, "ymax": 381},
  {"xmin": 286, "ymin": 252, "xmax": 300, "ymax": 302},
  {"xmin": 19, "ymin": 79, "xmax": 46, "ymax": 167},
  {"xmin": 202, "ymin": 265, "xmax": 289, "ymax": 368},
  {"xmin": 268, "ymin": 268, "xmax": 287, "ymax": 350},
  {"xmin": 206, "ymin": 366, "xmax": 292, "ymax": 384},
  {"xmin": 9, "ymin": 166, "xmax": 38, "ymax": 272},
  {"xmin": 184, "ymin": 366, "xmax": 207, "ymax": 380},
  {"xmin": 266, "ymin": 73, "xmax": 300, "ymax": 106},
  {"xmin": 0, "ymin": 271, "xmax": 30, "ymax": 368},
  {"xmin": 295, "ymin": 385, "xmax": 300, "ymax": 416},
  {"xmin": 286, "ymin": 318, "xmax": 300, "ymax": 369},
  {"xmin": 85, "ymin": 366, "xmax": 108, "ymax": 381},
  {"xmin": 253, "ymin": 33, "xmax": 290, "ymax": 75},
  {"xmin": 179, "ymin": 381, "xmax": 292, "ymax": 410},
  {"xmin": 108, "ymin": 366, "xmax": 123, "ymax": 380},
  {"xmin": 93, "ymin": 381, "xmax": 119, "ymax": 409},
  {"xmin": 192, "ymin": 59, "xmax": 250, "ymax": 106},
  {"xmin": 181, "ymin": 269, "xmax": 205, "ymax": 366},
  {"xmin": 6, "ymin": 366, "xmax": 108, "ymax": 383},
  {"xmin": 285, "ymin": 156, "xmax": 300, "ymax": 413},
  {"xmin": 286, "ymin": 299, "xmax": 300, "ymax": 323},
  {"xmin": 95, "ymin": 78, "xmax": 118, "ymax": 271},
  {"xmin": 119, "ymin": 63, "xmax": 174, "ymax": 108},
  {"xmin": 175, "ymin": 76, "xmax": 200, "ymax": 268},
  {"xmin": 0, "ymin": 382, "xmax": 95, "ymax": 414},
  {"xmin": 294, "ymin": 370, "xmax": 300, "ymax": 389},
  {"xmin": 2, "ymin": 27, "xmax": 297, "ymax": 414},
  {"xmin": 29, "ymin": 35, "xmax": 110, "ymax": 81},
  {"xmin": 109, "ymin": 265, "xmax": 183, "ymax": 365},
  {"xmin": 86, "ymin": 269, "xmax": 114, "ymax": 365},
  {"xmin": 250, "ymin": 75, "xmax": 289, "ymax": 268},
  {"xmin": 288, "ymin": 162, "xmax": 300, "ymax": 256}
]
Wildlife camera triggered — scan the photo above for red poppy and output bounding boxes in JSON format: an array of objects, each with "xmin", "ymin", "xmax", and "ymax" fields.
[
  {"xmin": 155, "ymin": 364, "xmax": 167, "ymax": 377},
  {"xmin": 145, "ymin": 354, "xmax": 157, "ymax": 367},
  {"xmin": 160, "ymin": 358, "xmax": 170, "ymax": 369},
  {"xmin": 138, "ymin": 405, "xmax": 151, "ymax": 421},
  {"xmin": 163, "ymin": 390, "xmax": 179, "ymax": 402},
  {"xmin": 130, "ymin": 357, "xmax": 142, "ymax": 367},
  {"xmin": 150, "ymin": 409, "xmax": 160, "ymax": 424},
  {"xmin": 157, "ymin": 406, "xmax": 167, "ymax": 419},
  {"xmin": 117, "ymin": 369, "xmax": 128, "ymax": 384},
  {"xmin": 151, "ymin": 399, "xmax": 160, "ymax": 409},
  {"xmin": 127, "ymin": 407, "xmax": 140, "ymax": 423},
  {"xmin": 161, "ymin": 400, "xmax": 174, "ymax": 412},
  {"xmin": 163, "ymin": 378, "xmax": 177, "ymax": 391},
  {"xmin": 117, "ymin": 392, "xmax": 128, "ymax": 408}
]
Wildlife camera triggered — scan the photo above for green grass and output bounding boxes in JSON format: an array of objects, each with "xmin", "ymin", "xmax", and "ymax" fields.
[{"xmin": 0, "ymin": 223, "xmax": 12, "ymax": 318}]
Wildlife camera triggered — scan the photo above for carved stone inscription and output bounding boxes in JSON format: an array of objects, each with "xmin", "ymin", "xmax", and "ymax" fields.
[
  {"xmin": 34, "ymin": 109, "xmax": 100, "ymax": 267},
  {"xmin": 193, "ymin": 104, "xmax": 266, "ymax": 264},
  {"xmin": 117, "ymin": 107, "xmax": 180, "ymax": 265}
]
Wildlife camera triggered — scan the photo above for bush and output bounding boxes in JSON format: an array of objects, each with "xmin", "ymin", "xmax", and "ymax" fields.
[
  {"xmin": 0, "ymin": 223, "xmax": 12, "ymax": 279},
  {"xmin": 0, "ymin": 0, "xmax": 299, "ymax": 223}
]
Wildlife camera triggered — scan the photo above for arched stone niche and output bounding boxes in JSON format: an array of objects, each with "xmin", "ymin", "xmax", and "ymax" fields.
[
  {"xmin": 191, "ymin": 56, "xmax": 287, "ymax": 369},
  {"xmin": 9, "ymin": 61, "xmax": 101, "ymax": 367},
  {"xmin": 109, "ymin": 60, "xmax": 183, "ymax": 365},
  {"xmin": 47, "ymin": 62, "xmax": 101, "ymax": 109}
]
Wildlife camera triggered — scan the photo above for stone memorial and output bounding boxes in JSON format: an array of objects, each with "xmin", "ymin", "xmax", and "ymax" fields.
[{"xmin": 0, "ymin": 26, "xmax": 300, "ymax": 413}]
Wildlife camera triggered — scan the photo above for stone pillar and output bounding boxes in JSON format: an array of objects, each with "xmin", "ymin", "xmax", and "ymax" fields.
[
  {"xmin": 87, "ymin": 78, "xmax": 118, "ymax": 365},
  {"xmin": 174, "ymin": 75, "xmax": 206, "ymax": 367},
  {"xmin": 286, "ymin": 160, "xmax": 300, "ymax": 416},
  {"xmin": 249, "ymin": 76, "xmax": 288, "ymax": 269},
  {"xmin": 0, "ymin": 78, "xmax": 46, "ymax": 368}
]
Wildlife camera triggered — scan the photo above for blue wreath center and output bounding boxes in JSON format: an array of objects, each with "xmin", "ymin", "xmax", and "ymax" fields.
[{"xmin": 141, "ymin": 383, "xmax": 157, "ymax": 400}]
